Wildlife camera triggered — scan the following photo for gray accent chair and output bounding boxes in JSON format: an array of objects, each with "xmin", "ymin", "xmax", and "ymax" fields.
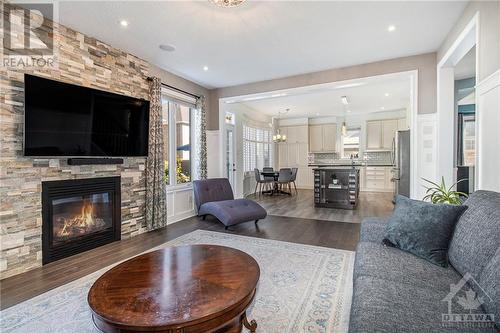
[
  {"xmin": 193, "ymin": 178, "xmax": 267, "ymax": 230},
  {"xmin": 349, "ymin": 190, "xmax": 500, "ymax": 333},
  {"xmin": 290, "ymin": 167, "xmax": 298, "ymax": 194}
]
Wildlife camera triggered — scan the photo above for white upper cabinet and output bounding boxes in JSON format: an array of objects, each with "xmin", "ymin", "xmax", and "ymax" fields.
[
  {"xmin": 309, "ymin": 125, "xmax": 323, "ymax": 152},
  {"xmin": 366, "ymin": 119, "xmax": 401, "ymax": 151},
  {"xmin": 382, "ymin": 119, "xmax": 398, "ymax": 150},
  {"xmin": 366, "ymin": 121, "xmax": 382, "ymax": 150},
  {"xmin": 309, "ymin": 124, "xmax": 337, "ymax": 152},
  {"xmin": 322, "ymin": 124, "xmax": 337, "ymax": 152},
  {"xmin": 279, "ymin": 125, "xmax": 308, "ymax": 143}
]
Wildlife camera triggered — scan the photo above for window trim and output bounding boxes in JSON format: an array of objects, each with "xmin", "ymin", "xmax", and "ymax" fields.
[
  {"xmin": 242, "ymin": 123, "xmax": 273, "ymax": 173},
  {"xmin": 162, "ymin": 88, "xmax": 195, "ymax": 188}
]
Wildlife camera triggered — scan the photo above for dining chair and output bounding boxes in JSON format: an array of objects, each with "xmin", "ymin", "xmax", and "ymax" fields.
[
  {"xmin": 291, "ymin": 167, "xmax": 298, "ymax": 194},
  {"xmin": 254, "ymin": 168, "xmax": 272, "ymax": 196},
  {"xmin": 262, "ymin": 167, "xmax": 275, "ymax": 182},
  {"xmin": 277, "ymin": 168, "xmax": 293, "ymax": 194}
]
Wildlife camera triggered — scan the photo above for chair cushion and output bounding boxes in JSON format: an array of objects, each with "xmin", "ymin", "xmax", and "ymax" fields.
[
  {"xmin": 193, "ymin": 178, "xmax": 234, "ymax": 211},
  {"xmin": 199, "ymin": 199, "xmax": 267, "ymax": 226},
  {"xmin": 383, "ymin": 195, "xmax": 467, "ymax": 267},
  {"xmin": 448, "ymin": 190, "xmax": 500, "ymax": 281}
]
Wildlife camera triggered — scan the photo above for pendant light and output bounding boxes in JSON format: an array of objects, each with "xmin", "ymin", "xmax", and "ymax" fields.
[
  {"xmin": 340, "ymin": 96, "xmax": 348, "ymax": 137},
  {"xmin": 273, "ymin": 109, "xmax": 289, "ymax": 143}
]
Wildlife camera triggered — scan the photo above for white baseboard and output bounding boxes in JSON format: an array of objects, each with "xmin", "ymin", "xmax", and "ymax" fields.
[{"xmin": 167, "ymin": 210, "xmax": 196, "ymax": 225}]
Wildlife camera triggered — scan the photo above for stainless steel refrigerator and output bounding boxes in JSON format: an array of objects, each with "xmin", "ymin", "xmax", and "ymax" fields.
[{"xmin": 391, "ymin": 130, "xmax": 410, "ymax": 199}]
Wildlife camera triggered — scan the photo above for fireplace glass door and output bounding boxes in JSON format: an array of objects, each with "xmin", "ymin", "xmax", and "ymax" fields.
[
  {"xmin": 42, "ymin": 177, "xmax": 121, "ymax": 264},
  {"xmin": 52, "ymin": 193, "xmax": 113, "ymax": 245}
]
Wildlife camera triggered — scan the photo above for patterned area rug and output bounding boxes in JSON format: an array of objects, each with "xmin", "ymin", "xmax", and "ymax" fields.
[{"xmin": 1, "ymin": 230, "xmax": 354, "ymax": 333}]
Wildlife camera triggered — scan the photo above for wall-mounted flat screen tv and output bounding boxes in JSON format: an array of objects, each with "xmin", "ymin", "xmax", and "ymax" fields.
[{"xmin": 24, "ymin": 74, "xmax": 150, "ymax": 157}]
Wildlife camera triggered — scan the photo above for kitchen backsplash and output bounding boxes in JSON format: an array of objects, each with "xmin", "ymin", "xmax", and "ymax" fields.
[
  {"xmin": 308, "ymin": 151, "xmax": 393, "ymax": 165},
  {"xmin": 363, "ymin": 151, "xmax": 393, "ymax": 164}
]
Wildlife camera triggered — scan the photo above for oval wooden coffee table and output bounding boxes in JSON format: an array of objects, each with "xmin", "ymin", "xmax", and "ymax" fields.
[{"xmin": 88, "ymin": 244, "xmax": 260, "ymax": 333}]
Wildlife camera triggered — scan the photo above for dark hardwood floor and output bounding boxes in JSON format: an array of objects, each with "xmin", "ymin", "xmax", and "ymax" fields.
[
  {"xmin": 0, "ymin": 215, "xmax": 361, "ymax": 310},
  {"xmin": 248, "ymin": 190, "xmax": 394, "ymax": 223}
]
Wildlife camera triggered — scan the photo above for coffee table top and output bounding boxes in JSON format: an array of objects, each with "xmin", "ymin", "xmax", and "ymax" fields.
[{"xmin": 88, "ymin": 244, "xmax": 260, "ymax": 329}]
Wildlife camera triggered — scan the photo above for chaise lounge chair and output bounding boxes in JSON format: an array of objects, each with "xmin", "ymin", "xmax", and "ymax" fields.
[{"xmin": 193, "ymin": 178, "xmax": 267, "ymax": 229}]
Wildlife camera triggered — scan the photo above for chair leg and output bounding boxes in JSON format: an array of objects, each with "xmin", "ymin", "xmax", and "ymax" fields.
[
  {"xmin": 254, "ymin": 182, "xmax": 258, "ymax": 196},
  {"xmin": 202, "ymin": 215, "xmax": 206, "ymax": 220},
  {"xmin": 255, "ymin": 219, "xmax": 259, "ymax": 224},
  {"xmin": 225, "ymin": 226, "xmax": 228, "ymax": 230},
  {"xmin": 293, "ymin": 181, "xmax": 298, "ymax": 194}
]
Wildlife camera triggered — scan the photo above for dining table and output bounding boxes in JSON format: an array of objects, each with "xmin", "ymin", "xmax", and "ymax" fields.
[{"xmin": 260, "ymin": 171, "xmax": 291, "ymax": 196}]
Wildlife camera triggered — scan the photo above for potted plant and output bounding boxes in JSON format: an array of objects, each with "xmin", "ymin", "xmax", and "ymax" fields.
[{"xmin": 422, "ymin": 177, "xmax": 468, "ymax": 205}]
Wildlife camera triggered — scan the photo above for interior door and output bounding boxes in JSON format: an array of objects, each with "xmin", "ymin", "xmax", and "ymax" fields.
[{"xmin": 225, "ymin": 128, "xmax": 235, "ymax": 189}]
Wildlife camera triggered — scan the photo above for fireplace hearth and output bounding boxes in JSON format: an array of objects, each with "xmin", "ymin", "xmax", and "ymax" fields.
[{"xmin": 42, "ymin": 177, "xmax": 121, "ymax": 264}]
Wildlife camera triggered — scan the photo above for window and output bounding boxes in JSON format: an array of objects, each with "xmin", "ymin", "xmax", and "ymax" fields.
[
  {"xmin": 243, "ymin": 124, "xmax": 273, "ymax": 172},
  {"xmin": 461, "ymin": 115, "xmax": 475, "ymax": 166},
  {"xmin": 342, "ymin": 127, "xmax": 360, "ymax": 158},
  {"xmin": 161, "ymin": 89, "xmax": 196, "ymax": 185}
]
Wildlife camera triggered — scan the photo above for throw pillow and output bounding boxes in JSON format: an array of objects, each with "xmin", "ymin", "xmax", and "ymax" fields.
[{"xmin": 383, "ymin": 195, "xmax": 468, "ymax": 267}]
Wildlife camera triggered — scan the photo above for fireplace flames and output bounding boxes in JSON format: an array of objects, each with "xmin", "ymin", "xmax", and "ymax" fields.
[{"xmin": 55, "ymin": 200, "xmax": 106, "ymax": 239}]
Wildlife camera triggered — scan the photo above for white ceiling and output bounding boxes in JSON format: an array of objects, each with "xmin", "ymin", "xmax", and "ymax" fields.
[
  {"xmin": 454, "ymin": 46, "xmax": 476, "ymax": 80},
  {"xmin": 230, "ymin": 72, "xmax": 411, "ymax": 118},
  {"xmin": 58, "ymin": 1, "xmax": 467, "ymax": 88}
]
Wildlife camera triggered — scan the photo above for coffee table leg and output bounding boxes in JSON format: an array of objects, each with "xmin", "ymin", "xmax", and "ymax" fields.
[{"xmin": 242, "ymin": 312, "xmax": 257, "ymax": 332}]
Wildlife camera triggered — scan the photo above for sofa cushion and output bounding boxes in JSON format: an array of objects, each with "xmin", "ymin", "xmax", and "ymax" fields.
[
  {"xmin": 349, "ymin": 275, "xmax": 498, "ymax": 333},
  {"xmin": 198, "ymin": 199, "xmax": 267, "ymax": 226},
  {"xmin": 448, "ymin": 190, "xmax": 500, "ymax": 281},
  {"xmin": 359, "ymin": 218, "xmax": 387, "ymax": 243},
  {"xmin": 354, "ymin": 241, "xmax": 462, "ymax": 291},
  {"xmin": 383, "ymin": 195, "xmax": 467, "ymax": 267},
  {"xmin": 479, "ymin": 248, "xmax": 500, "ymax": 328},
  {"xmin": 193, "ymin": 178, "xmax": 234, "ymax": 211}
]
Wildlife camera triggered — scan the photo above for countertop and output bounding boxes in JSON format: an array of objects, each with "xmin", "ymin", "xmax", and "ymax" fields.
[{"xmin": 308, "ymin": 163, "xmax": 394, "ymax": 167}]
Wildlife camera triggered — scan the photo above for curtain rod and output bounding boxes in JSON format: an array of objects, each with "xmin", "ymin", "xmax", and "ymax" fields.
[{"xmin": 147, "ymin": 77, "xmax": 201, "ymax": 99}]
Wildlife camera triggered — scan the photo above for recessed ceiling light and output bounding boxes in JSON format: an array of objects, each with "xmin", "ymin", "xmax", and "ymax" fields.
[
  {"xmin": 347, "ymin": 110, "xmax": 351, "ymax": 113},
  {"xmin": 341, "ymin": 96, "xmax": 349, "ymax": 105},
  {"xmin": 384, "ymin": 93, "xmax": 390, "ymax": 97},
  {"xmin": 203, "ymin": 66, "xmax": 209, "ymax": 71},
  {"xmin": 380, "ymin": 106, "xmax": 386, "ymax": 110},
  {"xmin": 159, "ymin": 44, "xmax": 176, "ymax": 52},
  {"xmin": 120, "ymin": 20, "xmax": 128, "ymax": 27},
  {"xmin": 387, "ymin": 25, "xmax": 396, "ymax": 32}
]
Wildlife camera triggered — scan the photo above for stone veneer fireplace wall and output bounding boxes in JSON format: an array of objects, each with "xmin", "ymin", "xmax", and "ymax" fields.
[{"xmin": 0, "ymin": 5, "xmax": 150, "ymax": 279}]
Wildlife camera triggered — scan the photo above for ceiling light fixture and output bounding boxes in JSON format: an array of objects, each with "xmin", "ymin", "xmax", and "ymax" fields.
[
  {"xmin": 273, "ymin": 109, "xmax": 289, "ymax": 143},
  {"xmin": 209, "ymin": 0, "xmax": 246, "ymax": 8},
  {"xmin": 380, "ymin": 106, "xmax": 386, "ymax": 110},
  {"xmin": 159, "ymin": 44, "xmax": 176, "ymax": 52},
  {"xmin": 203, "ymin": 66, "xmax": 209, "ymax": 71},
  {"xmin": 387, "ymin": 25, "xmax": 396, "ymax": 32},
  {"xmin": 384, "ymin": 93, "xmax": 390, "ymax": 97},
  {"xmin": 120, "ymin": 20, "xmax": 129, "ymax": 27},
  {"xmin": 341, "ymin": 96, "xmax": 349, "ymax": 105}
]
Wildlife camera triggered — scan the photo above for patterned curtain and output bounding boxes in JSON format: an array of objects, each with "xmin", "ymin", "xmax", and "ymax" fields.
[
  {"xmin": 194, "ymin": 95, "xmax": 208, "ymax": 179},
  {"xmin": 145, "ymin": 77, "xmax": 167, "ymax": 230}
]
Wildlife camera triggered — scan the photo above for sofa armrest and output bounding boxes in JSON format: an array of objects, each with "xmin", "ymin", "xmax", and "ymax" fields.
[{"xmin": 359, "ymin": 218, "xmax": 388, "ymax": 243}]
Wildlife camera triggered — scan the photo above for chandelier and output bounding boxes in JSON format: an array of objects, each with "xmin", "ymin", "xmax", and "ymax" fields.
[
  {"xmin": 273, "ymin": 109, "xmax": 289, "ymax": 143},
  {"xmin": 209, "ymin": 0, "xmax": 246, "ymax": 8}
]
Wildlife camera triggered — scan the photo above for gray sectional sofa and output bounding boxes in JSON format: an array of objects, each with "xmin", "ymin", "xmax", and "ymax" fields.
[{"xmin": 349, "ymin": 190, "xmax": 499, "ymax": 333}]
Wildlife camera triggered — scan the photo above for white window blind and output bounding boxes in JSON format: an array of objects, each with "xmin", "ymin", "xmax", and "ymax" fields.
[{"xmin": 243, "ymin": 124, "xmax": 273, "ymax": 172}]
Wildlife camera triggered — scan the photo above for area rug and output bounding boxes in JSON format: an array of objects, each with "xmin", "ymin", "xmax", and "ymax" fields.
[{"xmin": 0, "ymin": 230, "xmax": 355, "ymax": 333}]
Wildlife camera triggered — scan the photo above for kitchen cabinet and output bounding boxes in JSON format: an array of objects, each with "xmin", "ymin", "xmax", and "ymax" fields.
[
  {"xmin": 398, "ymin": 118, "xmax": 408, "ymax": 131},
  {"xmin": 279, "ymin": 125, "xmax": 308, "ymax": 144},
  {"xmin": 382, "ymin": 119, "xmax": 398, "ymax": 149},
  {"xmin": 309, "ymin": 124, "xmax": 337, "ymax": 152},
  {"xmin": 362, "ymin": 166, "xmax": 393, "ymax": 192},
  {"xmin": 366, "ymin": 119, "xmax": 401, "ymax": 151}
]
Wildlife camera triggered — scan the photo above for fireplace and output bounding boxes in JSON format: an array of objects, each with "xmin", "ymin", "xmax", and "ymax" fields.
[{"xmin": 42, "ymin": 177, "xmax": 121, "ymax": 264}]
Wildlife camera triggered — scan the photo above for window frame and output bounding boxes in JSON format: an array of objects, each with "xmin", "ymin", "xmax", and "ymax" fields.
[
  {"xmin": 242, "ymin": 123, "xmax": 273, "ymax": 173},
  {"xmin": 161, "ymin": 89, "xmax": 196, "ymax": 189}
]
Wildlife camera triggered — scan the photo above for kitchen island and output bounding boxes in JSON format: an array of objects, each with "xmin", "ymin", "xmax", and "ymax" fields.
[{"xmin": 313, "ymin": 167, "xmax": 360, "ymax": 209}]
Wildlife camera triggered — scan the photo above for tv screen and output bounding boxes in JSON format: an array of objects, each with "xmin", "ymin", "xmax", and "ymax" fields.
[{"xmin": 24, "ymin": 74, "xmax": 150, "ymax": 157}]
